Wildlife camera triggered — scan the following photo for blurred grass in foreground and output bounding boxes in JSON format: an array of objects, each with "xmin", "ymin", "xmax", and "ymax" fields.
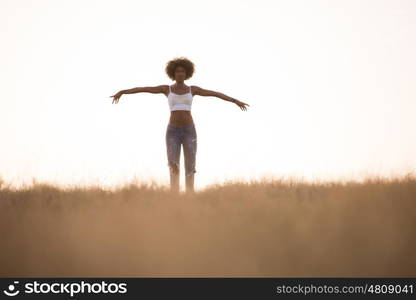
[{"xmin": 0, "ymin": 173, "xmax": 415, "ymax": 277}]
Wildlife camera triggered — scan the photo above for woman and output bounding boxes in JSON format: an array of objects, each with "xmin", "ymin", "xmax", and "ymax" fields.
[{"xmin": 109, "ymin": 57, "xmax": 250, "ymax": 194}]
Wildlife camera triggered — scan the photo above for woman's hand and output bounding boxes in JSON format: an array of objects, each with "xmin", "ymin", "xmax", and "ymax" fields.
[
  {"xmin": 109, "ymin": 91, "xmax": 124, "ymax": 104},
  {"xmin": 234, "ymin": 99, "xmax": 250, "ymax": 111}
]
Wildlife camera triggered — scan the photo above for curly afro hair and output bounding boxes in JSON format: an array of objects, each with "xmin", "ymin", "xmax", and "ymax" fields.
[{"xmin": 165, "ymin": 56, "xmax": 195, "ymax": 80}]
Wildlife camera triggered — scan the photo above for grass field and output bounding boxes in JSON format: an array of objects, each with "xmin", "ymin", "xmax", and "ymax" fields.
[{"xmin": 1, "ymin": 174, "xmax": 415, "ymax": 277}]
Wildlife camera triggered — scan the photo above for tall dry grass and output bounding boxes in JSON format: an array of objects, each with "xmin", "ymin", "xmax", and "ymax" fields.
[{"xmin": 0, "ymin": 174, "xmax": 415, "ymax": 277}]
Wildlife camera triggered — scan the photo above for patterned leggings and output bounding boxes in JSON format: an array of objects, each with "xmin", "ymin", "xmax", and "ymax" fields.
[{"xmin": 165, "ymin": 123, "xmax": 197, "ymax": 178}]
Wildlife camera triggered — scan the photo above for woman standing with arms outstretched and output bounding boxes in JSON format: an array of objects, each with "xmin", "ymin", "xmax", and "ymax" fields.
[{"xmin": 110, "ymin": 57, "xmax": 250, "ymax": 194}]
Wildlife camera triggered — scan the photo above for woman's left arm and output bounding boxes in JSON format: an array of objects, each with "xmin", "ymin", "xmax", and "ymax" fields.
[{"xmin": 192, "ymin": 86, "xmax": 250, "ymax": 111}]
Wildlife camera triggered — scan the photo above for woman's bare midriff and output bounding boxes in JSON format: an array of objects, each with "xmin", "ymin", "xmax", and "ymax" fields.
[{"xmin": 169, "ymin": 110, "xmax": 194, "ymax": 127}]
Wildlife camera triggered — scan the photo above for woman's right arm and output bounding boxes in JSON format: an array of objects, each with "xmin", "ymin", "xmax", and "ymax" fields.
[
  {"xmin": 110, "ymin": 85, "xmax": 167, "ymax": 104},
  {"xmin": 122, "ymin": 85, "xmax": 167, "ymax": 94}
]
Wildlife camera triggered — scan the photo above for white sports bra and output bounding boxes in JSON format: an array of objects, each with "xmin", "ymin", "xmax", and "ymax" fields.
[{"xmin": 167, "ymin": 85, "xmax": 193, "ymax": 111}]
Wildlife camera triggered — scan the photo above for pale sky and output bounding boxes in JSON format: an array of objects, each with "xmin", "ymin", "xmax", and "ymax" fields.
[{"xmin": 1, "ymin": 0, "xmax": 415, "ymax": 190}]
